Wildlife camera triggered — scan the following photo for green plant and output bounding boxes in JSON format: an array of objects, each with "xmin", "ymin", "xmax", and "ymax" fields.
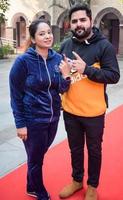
[
  {"xmin": 0, "ymin": 44, "xmax": 14, "ymax": 59},
  {"xmin": 52, "ymin": 42, "xmax": 61, "ymax": 52},
  {"xmin": 0, "ymin": 0, "xmax": 10, "ymax": 23}
]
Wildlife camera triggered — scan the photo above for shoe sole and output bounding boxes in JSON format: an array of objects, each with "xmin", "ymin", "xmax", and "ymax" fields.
[
  {"xmin": 27, "ymin": 192, "xmax": 37, "ymax": 198},
  {"xmin": 27, "ymin": 192, "xmax": 50, "ymax": 199}
]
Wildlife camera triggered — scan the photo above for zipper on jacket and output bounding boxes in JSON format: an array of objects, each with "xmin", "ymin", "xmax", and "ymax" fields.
[
  {"xmin": 37, "ymin": 54, "xmax": 42, "ymax": 82},
  {"xmin": 43, "ymin": 58, "xmax": 53, "ymax": 122}
]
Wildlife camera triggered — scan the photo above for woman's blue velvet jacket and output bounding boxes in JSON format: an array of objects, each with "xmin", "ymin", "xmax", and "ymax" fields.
[{"xmin": 9, "ymin": 47, "xmax": 70, "ymax": 128}]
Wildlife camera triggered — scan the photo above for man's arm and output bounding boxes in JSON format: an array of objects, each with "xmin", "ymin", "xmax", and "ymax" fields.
[{"xmin": 84, "ymin": 42, "xmax": 120, "ymax": 84}]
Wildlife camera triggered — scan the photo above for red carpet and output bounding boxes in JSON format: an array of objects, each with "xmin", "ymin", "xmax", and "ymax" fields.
[{"xmin": 0, "ymin": 105, "xmax": 123, "ymax": 200}]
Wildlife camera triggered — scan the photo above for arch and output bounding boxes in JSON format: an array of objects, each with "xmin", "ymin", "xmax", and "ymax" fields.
[
  {"xmin": 94, "ymin": 7, "xmax": 123, "ymax": 54},
  {"xmin": 11, "ymin": 13, "xmax": 28, "ymax": 47},
  {"xmin": 57, "ymin": 9, "xmax": 69, "ymax": 28},
  {"xmin": 11, "ymin": 12, "xmax": 29, "ymax": 28},
  {"xmin": 33, "ymin": 11, "xmax": 51, "ymax": 24},
  {"xmin": 56, "ymin": 9, "xmax": 71, "ymax": 41},
  {"xmin": 94, "ymin": 7, "xmax": 123, "ymax": 27}
]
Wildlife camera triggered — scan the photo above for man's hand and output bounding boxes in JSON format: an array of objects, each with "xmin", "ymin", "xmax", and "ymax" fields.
[
  {"xmin": 17, "ymin": 127, "xmax": 27, "ymax": 141},
  {"xmin": 72, "ymin": 51, "xmax": 86, "ymax": 74}
]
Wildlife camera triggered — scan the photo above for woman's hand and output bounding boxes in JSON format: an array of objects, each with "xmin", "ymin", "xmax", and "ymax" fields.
[
  {"xmin": 59, "ymin": 55, "xmax": 71, "ymax": 79},
  {"xmin": 17, "ymin": 127, "xmax": 27, "ymax": 141}
]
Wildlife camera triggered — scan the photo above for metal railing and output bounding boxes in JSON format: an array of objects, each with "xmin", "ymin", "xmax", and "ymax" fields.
[{"xmin": 0, "ymin": 37, "xmax": 17, "ymax": 53}]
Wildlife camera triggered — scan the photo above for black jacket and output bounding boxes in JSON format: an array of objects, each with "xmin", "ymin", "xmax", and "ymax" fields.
[
  {"xmin": 60, "ymin": 27, "xmax": 120, "ymax": 110},
  {"xmin": 60, "ymin": 27, "xmax": 120, "ymax": 84}
]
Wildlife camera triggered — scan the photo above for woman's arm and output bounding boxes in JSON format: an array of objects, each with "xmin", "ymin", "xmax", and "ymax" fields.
[{"xmin": 9, "ymin": 56, "xmax": 27, "ymax": 128}]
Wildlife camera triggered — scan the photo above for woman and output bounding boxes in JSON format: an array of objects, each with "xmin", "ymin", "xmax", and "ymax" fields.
[{"xmin": 9, "ymin": 19, "xmax": 71, "ymax": 200}]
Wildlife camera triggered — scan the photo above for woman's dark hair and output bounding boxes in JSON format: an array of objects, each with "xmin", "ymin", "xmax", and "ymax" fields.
[
  {"xmin": 24, "ymin": 19, "xmax": 50, "ymax": 51},
  {"xmin": 68, "ymin": 3, "xmax": 92, "ymax": 21},
  {"xmin": 29, "ymin": 18, "xmax": 50, "ymax": 39}
]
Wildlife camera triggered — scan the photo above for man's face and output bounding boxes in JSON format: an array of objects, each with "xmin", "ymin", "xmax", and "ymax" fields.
[{"xmin": 70, "ymin": 10, "xmax": 93, "ymax": 40}]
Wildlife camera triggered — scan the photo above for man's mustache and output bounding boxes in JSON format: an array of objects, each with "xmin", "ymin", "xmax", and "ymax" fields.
[{"xmin": 75, "ymin": 27, "xmax": 85, "ymax": 32}]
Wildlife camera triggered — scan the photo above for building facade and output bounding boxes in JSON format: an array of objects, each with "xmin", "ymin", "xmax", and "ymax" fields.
[{"xmin": 0, "ymin": 0, "xmax": 123, "ymax": 56}]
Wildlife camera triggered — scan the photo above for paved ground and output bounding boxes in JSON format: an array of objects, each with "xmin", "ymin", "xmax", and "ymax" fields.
[{"xmin": 0, "ymin": 56, "xmax": 123, "ymax": 177}]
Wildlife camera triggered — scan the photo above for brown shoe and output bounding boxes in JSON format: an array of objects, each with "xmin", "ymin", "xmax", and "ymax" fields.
[
  {"xmin": 84, "ymin": 185, "xmax": 98, "ymax": 200},
  {"xmin": 59, "ymin": 180, "xmax": 83, "ymax": 199}
]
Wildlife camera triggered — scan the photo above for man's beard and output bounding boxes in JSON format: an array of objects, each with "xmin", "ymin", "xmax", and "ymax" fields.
[{"xmin": 71, "ymin": 27, "xmax": 92, "ymax": 40}]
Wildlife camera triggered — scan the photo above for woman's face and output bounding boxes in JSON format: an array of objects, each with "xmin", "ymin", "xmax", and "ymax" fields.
[{"xmin": 32, "ymin": 22, "xmax": 53, "ymax": 49}]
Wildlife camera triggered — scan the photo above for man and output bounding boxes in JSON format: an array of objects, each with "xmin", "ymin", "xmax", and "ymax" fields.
[{"xmin": 59, "ymin": 3, "xmax": 120, "ymax": 200}]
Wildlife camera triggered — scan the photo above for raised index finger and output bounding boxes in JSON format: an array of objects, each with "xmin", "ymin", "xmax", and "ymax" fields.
[
  {"xmin": 63, "ymin": 54, "xmax": 68, "ymax": 63},
  {"xmin": 72, "ymin": 51, "xmax": 81, "ymax": 60}
]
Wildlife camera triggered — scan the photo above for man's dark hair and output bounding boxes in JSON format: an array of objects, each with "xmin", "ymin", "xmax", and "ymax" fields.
[{"xmin": 68, "ymin": 3, "xmax": 92, "ymax": 21}]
